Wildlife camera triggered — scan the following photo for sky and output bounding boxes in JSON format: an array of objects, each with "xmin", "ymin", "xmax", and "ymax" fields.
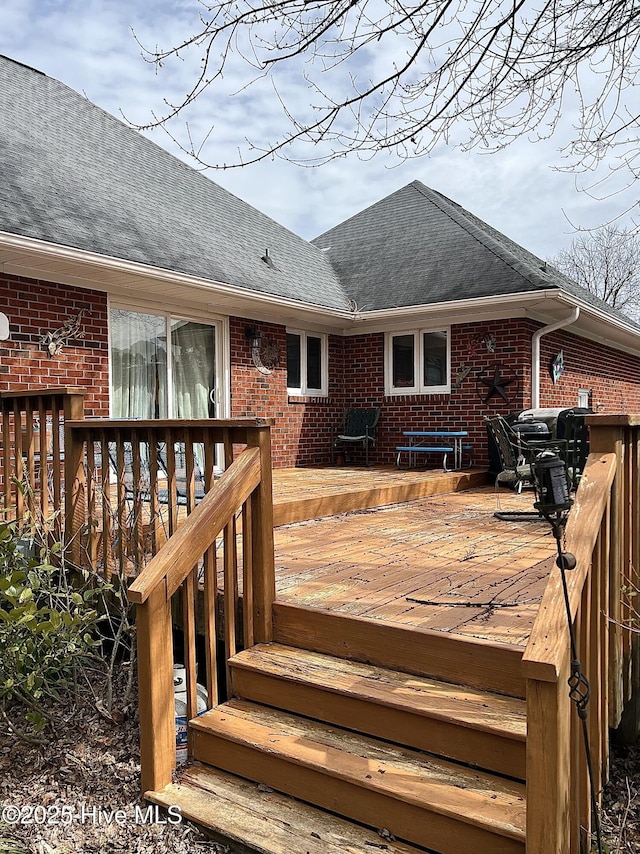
[{"xmin": 0, "ymin": 0, "xmax": 637, "ymax": 259}]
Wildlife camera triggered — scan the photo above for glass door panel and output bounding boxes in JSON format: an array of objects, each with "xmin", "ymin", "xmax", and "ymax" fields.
[
  {"xmin": 110, "ymin": 309, "xmax": 168, "ymax": 419},
  {"xmin": 171, "ymin": 320, "xmax": 216, "ymax": 418}
]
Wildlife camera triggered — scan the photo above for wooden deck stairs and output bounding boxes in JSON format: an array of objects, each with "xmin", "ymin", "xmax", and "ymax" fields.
[
  {"xmin": 1, "ymin": 396, "xmax": 636, "ymax": 853},
  {"xmin": 150, "ymin": 607, "xmax": 528, "ymax": 854}
]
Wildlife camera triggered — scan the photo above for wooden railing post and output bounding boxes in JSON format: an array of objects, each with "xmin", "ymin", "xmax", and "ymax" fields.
[
  {"xmin": 526, "ymin": 665, "xmax": 572, "ymax": 854},
  {"xmin": 523, "ymin": 452, "xmax": 617, "ymax": 854},
  {"xmin": 136, "ymin": 582, "xmax": 175, "ymax": 793},
  {"xmin": 248, "ymin": 423, "xmax": 275, "ymax": 644},
  {"xmin": 64, "ymin": 423, "xmax": 87, "ymax": 566},
  {"xmin": 588, "ymin": 415, "xmax": 640, "ymax": 742}
]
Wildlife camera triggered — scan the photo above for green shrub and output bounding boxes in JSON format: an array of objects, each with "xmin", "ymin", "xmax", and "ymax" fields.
[{"xmin": 0, "ymin": 518, "xmax": 103, "ymax": 740}]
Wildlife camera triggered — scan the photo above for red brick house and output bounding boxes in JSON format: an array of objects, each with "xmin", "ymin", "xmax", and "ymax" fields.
[{"xmin": 2, "ymin": 55, "xmax": 640, "ymax": 468}]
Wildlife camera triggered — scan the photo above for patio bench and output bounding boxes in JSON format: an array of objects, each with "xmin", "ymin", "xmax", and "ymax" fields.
[
  {"xmin": 396, "ymin": 430, "xmax": 470, "ymax": 471},
  {"xmin": 396, "ymin": 444, "xmax": 455, "ymax": 470}
]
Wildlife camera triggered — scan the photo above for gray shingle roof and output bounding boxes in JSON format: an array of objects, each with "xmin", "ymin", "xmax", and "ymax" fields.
[
  {"xmin": 312, "ymin": 180, "xmax": 636, "ymax": 324},
  {"xmin": 0, "ymin": 56, "xmax": 346, "ymax": 310},
  {"xmin": 1, "ymin": 55, "xmax": 635, "ymax": 330}
]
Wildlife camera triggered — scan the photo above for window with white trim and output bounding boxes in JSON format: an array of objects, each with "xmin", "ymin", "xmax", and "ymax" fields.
[
  {"xmin": 286, "ymin": 329, "xmax": 328, "ymax": 396},
  {"xmin": 385, "ymin": 328, "xmax": 450, "ymax": 395}
]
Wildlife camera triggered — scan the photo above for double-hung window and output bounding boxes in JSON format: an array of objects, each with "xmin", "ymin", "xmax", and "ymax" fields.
[
  {"xmin": 287, "ymin": 329, "xmax": 328, "ymax": 396},
  {"xmin": 385, "ymin": 328, "xmax": 450, "ymax": 395}
]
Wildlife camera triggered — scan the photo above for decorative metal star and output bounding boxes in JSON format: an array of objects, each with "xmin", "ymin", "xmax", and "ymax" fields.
[{"xmin": 476, "ymin": 364, "xmax": 519, "ymax": 403}]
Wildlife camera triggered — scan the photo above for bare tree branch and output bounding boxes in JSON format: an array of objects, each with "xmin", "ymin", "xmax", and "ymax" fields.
[{"xmin": 129, "ymin": 0, "xmax": 640, "ymax": 191}]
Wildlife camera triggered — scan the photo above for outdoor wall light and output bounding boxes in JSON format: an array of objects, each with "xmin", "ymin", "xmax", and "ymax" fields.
[
  {"xmin": 244, "ymin": 326, "xmax": 262, "ymax": 347},
  {"xmin": 244, "ymin": 326, "xmax": 279, "ymax": 375}
]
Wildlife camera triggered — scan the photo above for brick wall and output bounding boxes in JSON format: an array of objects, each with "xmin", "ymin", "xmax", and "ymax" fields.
[
  {"xmin": 334, "ymin": 322, "xmax": 534, "ymax": 468},
  {"xmin": 3, "ymin": 273, "xmax": 640, "ymax": 469},
  {"xmin": 538, "ymin": 327, "xmax": 640, "ymax": 413},
  {"xmin": 0, "ymin": 273, "xmax": 109, "ymax": 416},
  {"xmin": 227, "ymin": 317, "xmax": 640, "ymax": 469},
  {"xmin": 228, "ymin": 317, "xmax": 343, "ymax": 467}
]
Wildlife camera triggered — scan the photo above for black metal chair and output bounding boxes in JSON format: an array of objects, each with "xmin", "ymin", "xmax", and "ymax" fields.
[
  {"xmin": 557, "ymin": 410, "xmax": 590, "ymax": 490},
  {"xmin": 484, "ymin": 415, "xmax": 567, "ymax": 520},
  {"xmin": 331, "ymin": 407, "xmax": 381, "ymax": 466}
]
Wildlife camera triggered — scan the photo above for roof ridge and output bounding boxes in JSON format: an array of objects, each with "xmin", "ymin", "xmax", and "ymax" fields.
[
  {"xmin": 0, "ymin": 55, "xmax": 46, "ymax": 76},
  {"xmin": 409, "ymin": 181, "xmax": 554, "ymax": 290}
]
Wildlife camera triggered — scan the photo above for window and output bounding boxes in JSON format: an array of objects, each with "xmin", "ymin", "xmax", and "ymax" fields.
[
  {"xmin": 286, "ymin": 330, "xmax": 328, "ymax": 396},
  {"xmin": 385, "ymin": 328, "xmax": 450, "ymax": 395}
]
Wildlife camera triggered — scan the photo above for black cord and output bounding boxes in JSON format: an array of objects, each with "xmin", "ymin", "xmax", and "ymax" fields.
[{"xmin": 552, "ymin": 522, "xmax": 604, "ymax": 854}]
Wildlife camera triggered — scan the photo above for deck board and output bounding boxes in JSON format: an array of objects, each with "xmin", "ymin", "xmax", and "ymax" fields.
[{"xmin": 272, "ymin": 480, "xmax": 556, "ymax": 648}]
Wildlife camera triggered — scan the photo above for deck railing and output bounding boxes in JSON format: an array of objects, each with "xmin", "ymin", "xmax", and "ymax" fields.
[
  {"xmin": 63, "ymin": 418, "xmax": 273, "ymax": 574},
  {"xmin": 523, "ymin": 414, "xmax": 640, "ymax": 854},
  {"xmin": 125, "ymin": 420, "xmax": 275, "ymax": 793},
  {"xmin": 0, "ymin": 388, "xmax": 86, "ymax": 537},
  {"xmin": 4, "ymin": 392, "xmax": 640, "ymax": 847},
  {"xmin": 0, "ymin": 391, "xmax": 276, "ymax": 794}
]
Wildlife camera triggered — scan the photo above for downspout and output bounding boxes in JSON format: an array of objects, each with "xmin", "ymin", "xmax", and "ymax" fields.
[{"xmin": 531, "ymin": 306, "xmax": 580, "ymax": 409}]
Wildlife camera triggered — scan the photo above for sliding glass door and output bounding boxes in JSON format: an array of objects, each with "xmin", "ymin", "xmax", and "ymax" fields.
[
  {"xmin": 171, "ymin": 319, "xmax": 217, "ymax": 419},
  {"xmin": 110, "ymin": 309, "xmax": 219, "ymax": 420}
]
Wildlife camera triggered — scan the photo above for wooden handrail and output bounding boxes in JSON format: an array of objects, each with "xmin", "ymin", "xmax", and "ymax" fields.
[
  {"xmin": 128, "ymin": 446, "xmax": 261, "ymax": 604},
  {"xmin": 524, "ymin": 446, "xmax": 620, "ymax": 853},
  {"xmin": 117, "ymin": 419, "xmax": 275, "ymax": 793},
  {"xmin": 522, "ymin": 452, "xmax": 617, "ymax": 683}
]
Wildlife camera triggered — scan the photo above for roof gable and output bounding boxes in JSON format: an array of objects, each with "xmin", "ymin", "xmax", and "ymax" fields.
[{"xmin": 312, "ymin": 180, "xmax": 633, "ymax": 324}]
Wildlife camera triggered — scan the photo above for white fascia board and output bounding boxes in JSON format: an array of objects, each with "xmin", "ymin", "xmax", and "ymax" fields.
[
  {"xmin": 5, "ymin": 232, "xmax": 640, "ymax": 352},
  {"xmin": 346, "ymin": 290, "xmax": 640, "ymax": 357},
  {"xmin": 0, "ymin": 231, "xmax": 353, "ymax": 332},
  {"xmin": 342, "ymin": 292, "xmax": 549, "ymax": 334}
]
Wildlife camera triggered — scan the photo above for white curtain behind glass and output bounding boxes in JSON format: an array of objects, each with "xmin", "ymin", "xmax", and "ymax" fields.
[
  {"xmin": 110, "ymin": 309, "xmax": 168, "ymax": 419},
  {"xmin": 171, "ymin": 321, "xmax": 216, "ymax": 418}
]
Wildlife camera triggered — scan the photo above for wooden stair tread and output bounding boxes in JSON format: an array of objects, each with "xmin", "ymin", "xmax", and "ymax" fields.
[
  {"xmin": 230, "ymin": 643, "xmax": 526, "ymax": 740},
  {"xmin": 149, "ymin": 763, "xmax": 428, "ymax": 854},
  {"xmin": 191, "ymin": 698, "xmax": 526, "ymax": 842}
]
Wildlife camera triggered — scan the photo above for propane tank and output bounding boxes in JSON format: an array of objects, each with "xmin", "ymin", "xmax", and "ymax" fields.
[{"xmin": 173, "ymin": 664, "xmax": 208, "ymax": 765}]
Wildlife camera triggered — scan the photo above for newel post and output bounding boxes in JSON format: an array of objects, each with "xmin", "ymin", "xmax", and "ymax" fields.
[
  {"xmin": 588, "ymin": 415, "xmax": 640, "ymax": 741},
  {"xmin": 63, "ymin": 395, "xmax": 86, "ymax": 566},
  {"xmin": 248, "ymin": 422, "xmax": 275, "ymax": 643},
  {"xmin": 525, "ymin": 667, "xmax": 572, "ymax": 854},
  {"xmin": 135, "ymin": 583, "xmax": 175, "ymax": 793}
]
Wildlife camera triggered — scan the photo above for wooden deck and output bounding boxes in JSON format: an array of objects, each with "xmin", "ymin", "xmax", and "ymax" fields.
[
  {"xmin": 271, "ymin": 467, "xmax": 556, "ymax": 648},
  {"xmin": 272, "ymin": 464, "xmax": 486, "ymax": 525}
]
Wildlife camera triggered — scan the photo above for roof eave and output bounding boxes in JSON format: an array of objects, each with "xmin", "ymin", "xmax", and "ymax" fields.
[
  {"xmin": 0, "ymin": 231, "xmax": 353, "ymax": 332},
  {"xmin": 3, "ymin": 232, "xmax": 640, "ymax": 355},
  {"xmin": 344, "ymin": 290, "xmax": 640, "ymax": 356}
]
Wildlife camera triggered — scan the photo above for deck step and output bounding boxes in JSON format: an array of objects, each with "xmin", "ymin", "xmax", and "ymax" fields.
[
  {"xmin": 190, "ymin": 699, "xmax": 526, "ymax": 854},
  {"xmin": 149, "ymin": 763, "xmax": 428, "ymax": 854},
  {"xmin": 272, "ymin": 602, "xmax": 526, "ymax": 698},
  {"xmin": 230, "ymin": 643, "xmax": 526, "ymax": 779}
]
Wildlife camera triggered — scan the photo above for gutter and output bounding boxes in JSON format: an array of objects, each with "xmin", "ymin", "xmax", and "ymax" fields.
[{"xmin": 531, "ymin": 306, "xmax": 580, "ymax": 408}]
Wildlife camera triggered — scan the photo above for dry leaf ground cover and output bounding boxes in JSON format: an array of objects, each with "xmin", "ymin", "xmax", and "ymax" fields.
[
  {"xmin": 0, "ymin": 675, "xmax": 638, "ymax": 854},
  {"xmin": 0, "ymin": 673, "xmax": 238, "ymax": 854}
]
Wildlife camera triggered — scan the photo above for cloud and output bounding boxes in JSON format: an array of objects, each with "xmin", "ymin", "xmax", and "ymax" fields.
[{"xmin": 0, "ymin": 0, "xmax": 636, "ymax": 261}]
